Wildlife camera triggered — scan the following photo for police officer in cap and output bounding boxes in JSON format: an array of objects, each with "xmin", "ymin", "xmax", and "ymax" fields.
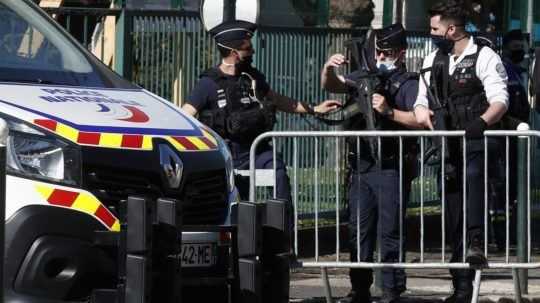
[
  {"xmin": 182, "ymin": 20, "xmax": 340, "ymax": 205},
  {"xmin": 322, "ymin": 23, "xmax": 422, "ymax": 303},
  {"xmin": 414, "ymin": 1, "xmax": 508, "ymax": 302},
  {"xmin": 501, "ymin": 29, "xmax": 530, "ymax": 123}
]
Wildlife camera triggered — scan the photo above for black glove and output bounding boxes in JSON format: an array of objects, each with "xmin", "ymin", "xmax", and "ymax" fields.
[{"xmin": 465, "ymin": 117, "xmax": 487, "ymax": 139}]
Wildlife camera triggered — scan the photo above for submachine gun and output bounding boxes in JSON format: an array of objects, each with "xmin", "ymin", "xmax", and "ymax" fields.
[
  {"xmin": 419, "ymin": 54, "xmax": 451, "ymax": 164},
  {"xmin": 316, "ymin": 29, "xmax": 384, "ymax": 159},
  {"xmin": 342, "ymin": 29, "xmax": 382, "ymax": 132}
]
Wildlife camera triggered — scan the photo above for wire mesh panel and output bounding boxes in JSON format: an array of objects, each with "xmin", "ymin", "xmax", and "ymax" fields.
[
  {"xmin": 253, "ymin": 27, "xmax": 353, "ymax": 221},
  {"xmin": 132, "ymin": 12, "xmax": 218, "ymax": 103}
]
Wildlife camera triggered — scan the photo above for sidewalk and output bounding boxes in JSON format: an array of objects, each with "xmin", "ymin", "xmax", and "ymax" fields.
[{"xmin": 290, "ymin": 253, "xmax": 540, "ymax": 303}]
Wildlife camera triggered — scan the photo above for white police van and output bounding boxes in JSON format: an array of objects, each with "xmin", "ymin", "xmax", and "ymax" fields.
[{"xmin": 0, "ymin": 0, "xmax": 238, "ymax": 301}]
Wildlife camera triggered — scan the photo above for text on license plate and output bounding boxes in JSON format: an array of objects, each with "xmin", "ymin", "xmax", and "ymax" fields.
[{"xmin": 181, "ymin": 243, "xmax": 215, "ymax": 267}]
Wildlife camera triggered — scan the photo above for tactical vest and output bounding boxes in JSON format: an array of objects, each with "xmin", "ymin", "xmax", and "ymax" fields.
[
  {"xmin": 379, "ymin": 71, "xmax": 419, "ymax": 131},
  {"xmin": 346, "ymin": 70, "xmax": 419, "ymax": 171},
  {"xmin": 430, "ymin": 46, "xmax": 490, "ymax": 130},
  {"xmin": 344, "ymin": 70, "xmax": 418, "ymax": 131},
  {"xmin": 198, "ymin": 68, "xmax": 276, "ymax": 144}
]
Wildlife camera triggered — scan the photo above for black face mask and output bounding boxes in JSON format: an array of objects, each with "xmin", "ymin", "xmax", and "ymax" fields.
[
  {"xmin": 235, "ymin": 54, "xmax": 253, "ymax": 71},
  {"xmin": 510, "ymin": 49, "xmax": 525, "ymax": 64},
  {"xmin": 431, "ymin": 34, "xmax": 454, "ymax": 54}
]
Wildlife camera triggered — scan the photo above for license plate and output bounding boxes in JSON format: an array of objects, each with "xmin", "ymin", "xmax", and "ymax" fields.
[{"xmin": 180, "ymin": 243, "xmax": 215, "ymax": 267}]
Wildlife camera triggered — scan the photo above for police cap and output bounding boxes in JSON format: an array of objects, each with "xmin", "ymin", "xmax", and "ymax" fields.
[
  {"xmin": 209, "ymin": 20, "xmax": 257, "ymax": 47},
  {"xmin": 375, "ymin": 23, "xmax": 407, "ymax": 50}
]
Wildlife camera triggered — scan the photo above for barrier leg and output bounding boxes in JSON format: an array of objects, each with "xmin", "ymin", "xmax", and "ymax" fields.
[
  {"xmin": 471, "ymin": 269, "xmax": 482, "ymax": 303},
  {"xmin": 516, "ymin": 133, "xmax": 529, "ymax": 294},
  {"xmin": 512, "ymin": 269, "xmax": 523, "ymax": 303},
  {"xmin": 321, "ymin": 267, "xmax": 333, "ymax": 303}
]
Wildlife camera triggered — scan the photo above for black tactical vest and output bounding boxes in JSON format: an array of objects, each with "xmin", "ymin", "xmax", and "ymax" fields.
[
  {"xmin": 430, "ymin": 46, "xmax": 490, "ymax": 130},
  {"xmin": 346, "ymin": 70, "xmax": 418, "ymax": 171},
  {"xmin": 198, "ymin": 68, "xmax": 276, "ymax": 144}
]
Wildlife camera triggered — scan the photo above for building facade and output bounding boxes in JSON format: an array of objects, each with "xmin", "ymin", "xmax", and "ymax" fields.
[
  {"xmin": 398, "ymin": 0, "xmax": 539, "ymax": 42},
  {"xmin": 39, "ymin": 0, "xmax": 540, "ymax": 42}
]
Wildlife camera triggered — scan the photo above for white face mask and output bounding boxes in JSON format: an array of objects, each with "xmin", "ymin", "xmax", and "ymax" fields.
[{"xmin": 376, "ymin": 58, "xmax": 398, "ymax": 73}]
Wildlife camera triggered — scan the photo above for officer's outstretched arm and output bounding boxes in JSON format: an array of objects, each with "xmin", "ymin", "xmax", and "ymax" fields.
[
  {"xmin": 181, "ymin": 103, "xmax": 198, "ymax": 117},
  {"xmin": 321, "ymin": 54, "xmax": 349, "ymax": 93},
  {"xmin": 267, "ymin": 90, "xmax": 341, "ymax": 115}
]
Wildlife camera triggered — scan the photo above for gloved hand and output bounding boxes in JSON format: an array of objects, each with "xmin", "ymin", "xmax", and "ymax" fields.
[{"xmin": 465, "ymin": 117, "xmax": 487, "ymax": 139}]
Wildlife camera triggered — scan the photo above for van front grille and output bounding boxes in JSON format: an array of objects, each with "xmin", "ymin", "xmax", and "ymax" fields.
[{"xmin": 83, "ymin": 167, "xmax": 228, "ymax": 225}]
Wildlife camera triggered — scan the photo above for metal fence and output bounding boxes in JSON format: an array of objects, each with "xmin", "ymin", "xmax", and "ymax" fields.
[{"xmin": 249, "ymin": 129, "xmax": 540, "ymax": 303}]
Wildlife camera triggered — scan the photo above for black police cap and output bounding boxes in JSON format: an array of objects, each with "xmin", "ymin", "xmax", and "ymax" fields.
[
  {"xmin": 209, "ymin": 20, "xmax": 257, "ymax": 47},
  {"xmin": 375, "ymin": 23, "xmax": 407, "ymax": 50}
]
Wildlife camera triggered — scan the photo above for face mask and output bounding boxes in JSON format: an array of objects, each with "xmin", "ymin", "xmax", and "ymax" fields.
[
  {"xmin": 234, "ymin": 52, "xmax": 253, "ymax": 71},
  {"xmin": 431, "ymin": 33, "xmax": 454, "ymax": 54},
  {"xmin": 510, "ymin": 49, "xmax": 525, "ymax": 64},
  {"xmin": 376, "ymin": 58, "xmax": 398, "ymax": 73},
  {"xmin": 218, "ymin": 42, "xmax": 253, "ymax": 70}
]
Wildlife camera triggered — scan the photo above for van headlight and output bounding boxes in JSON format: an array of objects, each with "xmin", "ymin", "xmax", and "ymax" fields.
[{"xmin": 4, "ymin": 117, "xmax": 81, "ymax": 186}]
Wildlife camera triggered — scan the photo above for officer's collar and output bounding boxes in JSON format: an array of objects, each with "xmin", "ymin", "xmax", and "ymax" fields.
[
  {"xmin": 214, "ymin": 65, "xmax": 254, "ymax": 78},
  {"xmin": 384, "ymin": 66, "xmax": 407, "ymax": 81},
  {"xmin": 451, "ymin": 37, "xmax": 477, "ymax": 60},
  {"xmin": 465, "ymin": 36, "xmax": 479, "ymax": 55},
  {"xmin": 214, "ymin": 65, "xmax": 235, "ymax": 79}
]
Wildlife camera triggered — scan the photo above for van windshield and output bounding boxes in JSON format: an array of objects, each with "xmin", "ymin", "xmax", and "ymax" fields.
[{"xmin": 0, "ymin": 0, "xmax": 109, "ymax": 87}]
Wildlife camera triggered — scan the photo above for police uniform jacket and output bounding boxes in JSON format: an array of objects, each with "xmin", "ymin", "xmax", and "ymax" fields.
[
  {"xmin": 346, "ymin": 68, "xmax": 418, "ymax": 172},
  {"xmin": 415, "ymin": 36, "xmax": 509, "ymax": 112}
]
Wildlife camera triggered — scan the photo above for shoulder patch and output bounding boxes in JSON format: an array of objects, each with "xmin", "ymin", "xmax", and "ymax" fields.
[{"xmin": 495, "ymin": 63, "xmax": 507, "ymax": 78}]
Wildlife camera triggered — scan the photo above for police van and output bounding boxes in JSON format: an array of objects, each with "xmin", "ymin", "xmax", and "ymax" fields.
[{"xmin": 0, "ymin": 0, "xmax": 238, "ymax": 301}]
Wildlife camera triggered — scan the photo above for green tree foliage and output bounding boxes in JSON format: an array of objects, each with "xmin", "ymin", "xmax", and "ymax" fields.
[{"xmin": 328, "ymin": 0, "xmax": 374, "ymax": 28}]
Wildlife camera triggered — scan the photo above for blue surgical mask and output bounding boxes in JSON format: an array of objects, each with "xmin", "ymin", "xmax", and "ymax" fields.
[{"xmin": 376, "ymin": 58, "xmax": 398, "ymax": 73}]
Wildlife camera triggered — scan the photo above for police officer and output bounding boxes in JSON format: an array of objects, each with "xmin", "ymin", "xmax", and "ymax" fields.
[
  {"xmin": 322, "ymin": 23, "xmax": 421, "ymax": 303},
  {"xmin": 182, "ymin": 20, "xmax": 340, "ymax": 204},
  {"xmin": 501, "ymin": 29, "xmax": 530, "ymax": 123},
  {"xmin": 414, "ymin": 1, "xmax": 509, "ymax": 302}
]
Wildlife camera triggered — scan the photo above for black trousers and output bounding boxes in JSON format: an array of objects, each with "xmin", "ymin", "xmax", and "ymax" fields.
[
  {"xmin": 229, "ymin": 141, "xmax": 292, "ymax": 204},
  {"xmin": 347, "ymin": 168, "xmax": 411, "ymax": 293},
  {"xmin": 443, "ymin": 138, "xmax": 500, "ymax": 280}
]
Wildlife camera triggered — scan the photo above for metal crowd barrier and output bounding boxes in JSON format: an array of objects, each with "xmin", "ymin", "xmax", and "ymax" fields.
[{"xmin": 249, "ymin": 128, "xmax": 539, "ymax": 303}]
